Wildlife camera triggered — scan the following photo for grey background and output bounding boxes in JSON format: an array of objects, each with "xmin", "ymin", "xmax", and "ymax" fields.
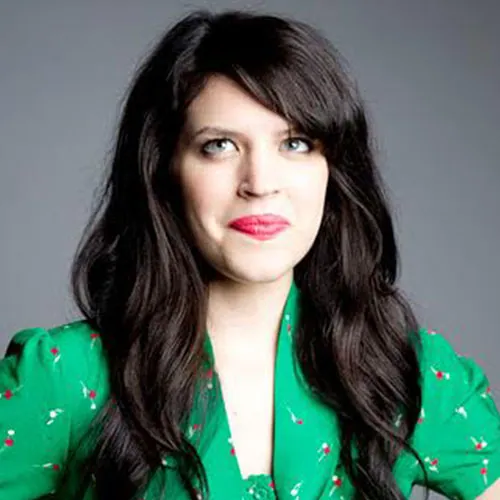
[{"xmin": 0, "ymin": 1, "xmax": 498, "ymax": 498}]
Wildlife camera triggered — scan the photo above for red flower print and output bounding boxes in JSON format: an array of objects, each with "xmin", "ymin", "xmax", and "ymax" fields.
[
  {"xmin": 33, "ymin": 462, "xmax": 62, "ymax": 472},
  {"xmin": 80, "ymin": 381, "xmax": 98, "ymax": 410},
  {"xmin": 431, "ymin": 366, "xmax": 450, "ymax": 380},
  {"xmin": 205, "ymin": 368, "xmax": 214, "ymax": 390},
  {"xmin": 317, "ymin": 442, "xmax": 332, "ymax": 462},
  {"xmin": 187, "ymin": 423, "xmax": 202, "ymax": 439},
  {"xmin": 90, "ymin": 333, "xmax": 100, "ymax": 349},
  {"xmin": 286, "ymin": 406, "xmax": 304, "ymax": 425},
  {"xmin": 0, "ymin": 429, "xmax": 15, "ymax": 454},
  {"xmin": 482, "ymin": 386, "xmax": 492, "ymax": 399},
  {"xmin": 471, "ymin": 437, "xmax": 488, "ymax": 450},
  {"xmin": 481, "ymin": 459, "xmax": 489, "ymax": 485},
  {"xmin": 50, "ymin": 347, "xmax": 61, "ymax": 364},
  {"xmin": 424, "ymin": 456, "xmax": 439, "ymax": 472},
  {"xmin": 228, "ymin": 437, "xmax": 236, "ymax": 456},
  {"xmin": 329, "ymin": 474, "xmax": 343, "ymax": 495}
]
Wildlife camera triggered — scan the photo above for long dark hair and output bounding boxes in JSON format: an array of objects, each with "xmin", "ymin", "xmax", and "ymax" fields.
[{"xmin": 64, "ymin": 9, "xmax": 429, "ymax": 499}]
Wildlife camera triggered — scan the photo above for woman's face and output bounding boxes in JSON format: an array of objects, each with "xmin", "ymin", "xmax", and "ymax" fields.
[{"xmin": 173, "ymin": 74, "xmax": 329, "ymax": 284}]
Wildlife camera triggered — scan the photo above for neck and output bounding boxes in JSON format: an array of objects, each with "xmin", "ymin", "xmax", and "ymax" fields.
[{"xmin": 206, "ymin": 272, "xmax": 293, "ymax": 352}]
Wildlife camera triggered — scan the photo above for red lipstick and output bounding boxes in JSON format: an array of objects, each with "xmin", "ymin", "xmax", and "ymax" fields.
[{"xmin": 228, "ymin": 214, "xmax": 290, "ymax": 240}]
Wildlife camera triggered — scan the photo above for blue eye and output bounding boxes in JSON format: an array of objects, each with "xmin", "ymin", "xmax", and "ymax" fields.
[
  {"xmin": 281, "ymin": 137, "xmax": 313, "ymax": 153},
  {"xmin": 201, "ymin": 138, "xmax": 236, "ymax": 155}
]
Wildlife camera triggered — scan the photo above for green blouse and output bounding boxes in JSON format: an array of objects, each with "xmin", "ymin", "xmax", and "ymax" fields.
[{"xmin": 1, "ymin": 280, "xmax": 500, "ymax": 499}]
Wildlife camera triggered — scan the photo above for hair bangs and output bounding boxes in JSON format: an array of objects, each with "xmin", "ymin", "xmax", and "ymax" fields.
[{"xmin": 176, "ymin": 13, "xmax": 358, "ymax": 148}]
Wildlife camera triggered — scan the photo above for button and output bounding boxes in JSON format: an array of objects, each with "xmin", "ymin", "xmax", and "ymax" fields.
[{"xmin": 243, "ymin": 475, "xmax": 276, "ymax": 499}]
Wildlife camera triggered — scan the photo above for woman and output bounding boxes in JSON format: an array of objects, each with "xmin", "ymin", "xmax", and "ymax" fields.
[{"xmin": 0, "ymin": 9, "xmax": 499, "ymax": 500}]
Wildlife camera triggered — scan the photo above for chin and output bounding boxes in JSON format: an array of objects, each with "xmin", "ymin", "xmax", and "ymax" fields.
[
  {"xmin": 218, "ymin": 254, "xmax": 299, "ymax": 285},
  {"xmin": 230, "ymin": 270, "xmax": 290, "ymax": 285}
]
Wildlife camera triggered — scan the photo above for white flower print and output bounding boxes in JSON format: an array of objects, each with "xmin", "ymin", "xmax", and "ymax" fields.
[
  {"xmin": 430, "ymin": 366, "xmax": 450, "ymax": 380},
  {"xmin": 80, "ymin": 380, "xmax": 98, "ymax": 410},
  {"xmin": 0, "ymin": 384, "xmax": 23, "ymax": 400},
  {"xmin": 205, "ymin": 368, "xmax": 214, "ymax": 390},
  {"xmin": 286, "ymin": 405, "xmax": 304, "ymax": 425},
  {"xmin": 471, "ymin": 436, "xmax": 488, "ymax": 451},
  {"xmin": 290, "ymin": 480, "xmax": 303, "ymax": 498},
  {"xmin": 418, "ymin": 407, "xmax": 426, "ymax": 424},
  {"xmin": 480, "ymin": 459, "xmax": 489, "ymax": 485},
  {"xmin": 424, "ymin": 456, "xmax": 440, "ymax": 473},
  {"xmin": 90, "ymin": 332, "xmax": 101, "ymax": 349},
  {"xmin": 317, "ymin": 442, "xmax": 332, "ymax": 462},
  {"xmin": 32, "ymin": 462, "xmax": 61, "ymax": 472},
  {"xmin": 46, "ymin": 408, "xmax": 64, "ymax": 425},
  {"xmin": 481, "ymin": 386, "xmax": 493, "ymax": 399},
  {"xmin": 187, "ymin": 423, "xmax": 202, "ymax": 439},
  {"xmin": 50, "ymin": 346, "xmax": 61, "ymax": 365},
  {"xmin": 394, "ymin": 413, "xmax": 403, "ymax": 428},
  {"xmin": 328, "ymin": 475, "xmax": 343, "ymax": 497}
]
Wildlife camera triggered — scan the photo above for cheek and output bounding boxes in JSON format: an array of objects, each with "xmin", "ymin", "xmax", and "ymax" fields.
[
  {"xmin": 297, "ymin": 166, "xmax": 329, "ymax": 217},
  {"xmin": 181, "ymin": 172, "xmax": 233, "ymax": 226}
]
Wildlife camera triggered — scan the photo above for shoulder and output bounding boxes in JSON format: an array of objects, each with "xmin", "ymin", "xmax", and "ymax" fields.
[
  {"xmin": 408, "ymin": 326, "xmax": 500, "ymax": 499},
  {"xmin": 7, "ymin": 319, "xmax": 101, "ymax": 354},
  {"xmin": 0, "ymin": 320, "xmax": 110, "ymax": 497},
  {"xmin": 411, "ymin": 326, "xmax": 495, "ymax": 418},
  {"xmin": 5, "ymin": 320, "xmax": 109, "ymax": 394},
  {"xmin": 2, "ymin": 320, "xmax": 111, "ymax": 442}
]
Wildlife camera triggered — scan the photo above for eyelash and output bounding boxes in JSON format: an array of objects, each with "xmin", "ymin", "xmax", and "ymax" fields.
[{"xmin": 200, "ymin": 137, "xmax": 315, "ymax": 156}]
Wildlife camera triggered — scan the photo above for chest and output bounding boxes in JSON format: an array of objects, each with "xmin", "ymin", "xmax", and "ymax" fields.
[{"xmin": 214, "ymin": 352, "xmax": 276, "ymax": 478}]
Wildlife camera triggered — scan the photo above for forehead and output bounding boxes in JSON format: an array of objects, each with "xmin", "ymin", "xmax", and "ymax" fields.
[{"xmin": 183, "ymin": 74, "xmax": 292, "ymax": 135}]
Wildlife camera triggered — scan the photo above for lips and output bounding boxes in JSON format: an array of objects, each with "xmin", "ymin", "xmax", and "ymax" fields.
[{"xmin": 228, "ymin": 214, "xmax": 290, "ymax": 240}]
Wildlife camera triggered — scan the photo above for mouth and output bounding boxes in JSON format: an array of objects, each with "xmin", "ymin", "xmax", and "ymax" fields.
[{"xmin": 228, "ymin": 214, "xmax": 290, "ymax": 241}]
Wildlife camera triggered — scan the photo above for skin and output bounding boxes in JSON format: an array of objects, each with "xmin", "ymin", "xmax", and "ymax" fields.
[
  {"xmin": 173, "ymin": 74, "xmax": 329, "ymax": 351},
  {"xmin": 478, "ymin": 479, "xmax": 500, "ymax": 499}
]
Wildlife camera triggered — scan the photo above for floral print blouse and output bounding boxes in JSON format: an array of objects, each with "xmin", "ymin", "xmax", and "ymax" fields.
[{"xmin": 1, "ymin": 280, "xmax": 500, "ymax": 499}]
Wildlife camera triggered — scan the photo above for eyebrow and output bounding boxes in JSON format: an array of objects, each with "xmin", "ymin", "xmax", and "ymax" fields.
[{"xmin": 189, "ymin": 125, "xmax": 300, "ymax": 141}]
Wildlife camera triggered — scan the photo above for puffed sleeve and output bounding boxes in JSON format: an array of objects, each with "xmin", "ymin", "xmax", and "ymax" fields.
[
  {"xmin": 411, "ymin": 327, "xmax": 500, "ymax": 499},
  {"xmin": 0, "ymin": 321, "xmax": 109, "ymax": 498}
]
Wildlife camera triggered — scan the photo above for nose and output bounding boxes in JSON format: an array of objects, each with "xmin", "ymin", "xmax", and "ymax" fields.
[{"xmin": 237, "ymin": 147, "xmax": 281, "ymax": 199}]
